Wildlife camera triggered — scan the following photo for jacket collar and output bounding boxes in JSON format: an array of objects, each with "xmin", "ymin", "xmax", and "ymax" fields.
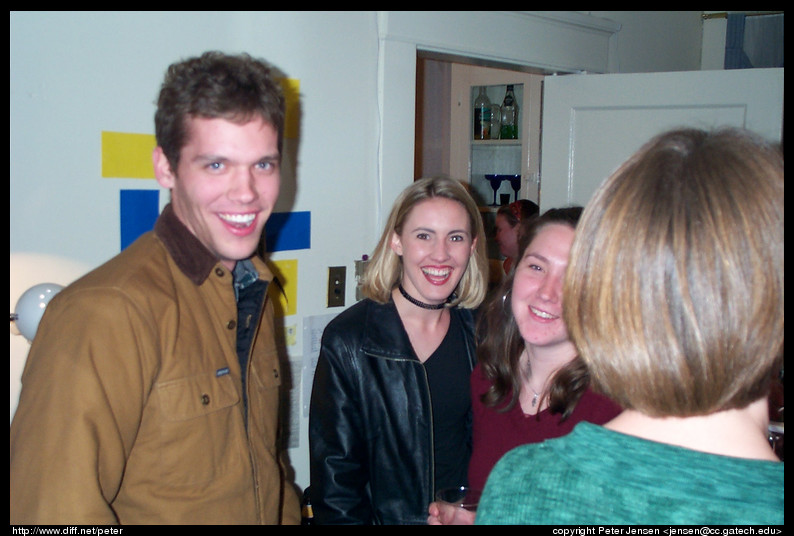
[
  {"xmin": 360, "ymin": 299, "xmax": 416, "ymax": 359},
  {"xmin": 154, "ymin": 203, "xmax": 224, "ymax": 286},
  {"xmin": 358, "ymin": 298, "xmax": 476, "ymax": 367}
]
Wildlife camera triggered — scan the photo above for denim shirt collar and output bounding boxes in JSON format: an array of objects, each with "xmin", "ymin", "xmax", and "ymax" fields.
[{"xmin": 232, "ymin": 259, "xmax": 259, "ymax": 302}]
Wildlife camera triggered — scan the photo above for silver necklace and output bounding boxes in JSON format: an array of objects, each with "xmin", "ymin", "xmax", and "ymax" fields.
[
  {"xmin": 523, "ymin": 348, "xmax": 542, "ymax": 408},
  {"xmin": 529, "ymin": 385, "xmax": 541, "ymax": 407}
]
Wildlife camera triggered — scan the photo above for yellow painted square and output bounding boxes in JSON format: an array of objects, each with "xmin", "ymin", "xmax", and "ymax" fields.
[
  {"xmin": 102, "ymin": 131, "xmax": 156, "ymax": 179},
  {"xmin": 269, "ymin": 258, "xmax": 298, "ymax": 317}
]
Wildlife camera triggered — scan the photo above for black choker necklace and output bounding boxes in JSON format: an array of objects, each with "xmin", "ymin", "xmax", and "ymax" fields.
[{"xmin": 398, "ymin": 284, "xmax": 447, "ymax": 310}]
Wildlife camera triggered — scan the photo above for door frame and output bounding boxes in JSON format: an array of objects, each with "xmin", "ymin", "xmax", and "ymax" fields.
[{"xmin": 376, "ymin": 11, "xmax": 620, "ymax": 229}]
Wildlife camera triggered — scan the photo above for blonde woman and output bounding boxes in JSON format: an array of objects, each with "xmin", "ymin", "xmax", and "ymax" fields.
[{"xmin": 310, "ymin": 176, "xmax": 488, "ymax": 524}]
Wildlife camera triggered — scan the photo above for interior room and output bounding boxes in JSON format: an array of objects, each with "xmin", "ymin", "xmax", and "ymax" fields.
[{"xmin": 10, "ymin": 11, "xmax": 784, "ymax": 501}]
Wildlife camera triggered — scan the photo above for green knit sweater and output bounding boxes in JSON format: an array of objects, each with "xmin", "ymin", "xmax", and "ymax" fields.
[{"xmin": 476, "ymin": 422, "xmax": 783, "ymax": 525}]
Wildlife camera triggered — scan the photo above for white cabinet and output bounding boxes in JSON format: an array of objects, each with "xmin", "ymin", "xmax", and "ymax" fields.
[
  {"xmin": 449, "ymin": 64, "xmax": 544, "ymax": 209},
  {"xmin": 444, "ymin": 63, "xmax": 543, "ymax": 261}
]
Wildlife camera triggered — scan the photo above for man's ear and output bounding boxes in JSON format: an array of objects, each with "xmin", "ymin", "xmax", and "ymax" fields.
[{"xmin": 153, "ymin": 147, "xmax": 176, "ymax": 189}]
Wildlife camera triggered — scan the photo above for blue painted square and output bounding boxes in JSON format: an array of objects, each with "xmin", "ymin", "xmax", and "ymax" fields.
[
  {"xmin": 265, "ymin": 211, "xmax": 311, "ymax": 252},
  {"xmin": 120, "ymin": 190, "xmax": 160, "ymax": 250}
]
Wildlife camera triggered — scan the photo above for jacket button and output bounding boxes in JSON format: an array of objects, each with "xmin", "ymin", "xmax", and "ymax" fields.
[
  {"xmin": 215, "ymin": 267, "xmax": 225, "ymax": 277},
  {"xmin": 201, "ymin": 394, "xmax": 210, "ymax": 405},
  {"xmin": 227, "ymin": 320, "xmax": 236, "ymax": 330}
]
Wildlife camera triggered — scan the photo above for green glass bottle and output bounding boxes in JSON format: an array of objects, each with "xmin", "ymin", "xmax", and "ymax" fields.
[{"xmin": 499, "ymin": 85, "xmax": 518, "ymax": 140}]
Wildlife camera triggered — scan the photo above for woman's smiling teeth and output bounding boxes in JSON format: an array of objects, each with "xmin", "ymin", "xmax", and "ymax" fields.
[
  {"xmin": 530, "ymin": 306, "xmax": 557, "ymax": 320},
  {"xmin": 422, "ymin": 266, "xmax": 452, "ymax": 284},
  {"xmin": 219, "ymin": 212, "xmax": 256, "ymax": 228}
]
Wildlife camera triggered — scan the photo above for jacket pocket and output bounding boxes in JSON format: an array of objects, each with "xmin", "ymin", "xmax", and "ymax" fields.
[
  {"xmin": 156, "ymin": 372, "xmax": 244, "ymax": 484},
  {"xmin": 247, "ymin": 352, "xmax": 283, "ymax": 449}
]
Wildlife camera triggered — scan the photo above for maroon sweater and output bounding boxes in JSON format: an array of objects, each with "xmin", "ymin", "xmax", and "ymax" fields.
[{"xmin": 468, "ymin": 362, "xmax": 622, "ymax": 492}]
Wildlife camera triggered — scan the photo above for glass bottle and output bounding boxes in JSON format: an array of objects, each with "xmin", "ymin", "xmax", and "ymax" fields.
[
  {"xmin": 473, "ymin": 87, "xmax": 492, "ymax": 140},
  {"xmin": 490, "ymin": 103, "xmax": 501, "ymax": 140},
  {"xmin": 499, "ymin": 85, "xmax": 518, "ymax": 140}
]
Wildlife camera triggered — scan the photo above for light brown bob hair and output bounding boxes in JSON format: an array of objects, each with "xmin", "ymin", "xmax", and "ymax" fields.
[
  {"xmin": 361, "ymin": 176, "xmax": 489, "ymax": 309},
  {"xmin": 564, "ymin": 127, "xmax": 784, "ymax": 417}
]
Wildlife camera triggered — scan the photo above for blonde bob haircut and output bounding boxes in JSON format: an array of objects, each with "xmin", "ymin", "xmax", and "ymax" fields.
[
  {"xmin": 361, "ymin": 176, "xmax": 489, "ymax": 309},
  {"xmin": 564, "ymin": 127, "xmax": 784, "ymax": 417}
]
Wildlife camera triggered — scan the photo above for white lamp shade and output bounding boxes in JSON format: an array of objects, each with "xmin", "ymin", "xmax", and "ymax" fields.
[
  {"xmin": 10, "ymin": 253, "xmax": 91, "ymax": 423},
  {"xmin": 14, "ymin": 283, "xmax": 64, "ymax": 342}
]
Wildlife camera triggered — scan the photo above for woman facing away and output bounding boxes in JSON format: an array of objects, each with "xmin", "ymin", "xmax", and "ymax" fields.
[
  {"xmin": 309, "ymin": 176, "xmax": 489, "ymax": 524},
  {"xmin": 427, "ymin": 207, "xmax": 621, "ymax": 525},
  {"xmin": 476, "ymin": 127, "xmax": 784, "ymax": 525}
]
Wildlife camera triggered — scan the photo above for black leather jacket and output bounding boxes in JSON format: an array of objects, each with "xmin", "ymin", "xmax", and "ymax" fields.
[{"xmin": 309, "ymin": 298, "xmax": 477, "ymax": 524}]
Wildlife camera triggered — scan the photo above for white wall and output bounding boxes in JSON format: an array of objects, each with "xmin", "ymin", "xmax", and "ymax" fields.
[
  {"xmin": 11, "ymin": 9, "xmax": 382, "ymax": 494},
  {"xmin": 586, "ymin": 11, "xmax": 704, "ymax": 72},
  {"xmin": 701, "ymin": 12, "xmax": 729, "ymax": 69},
  {"xmin": 11, "ymin": 10, "xmax": 706, "ymax": 495}
]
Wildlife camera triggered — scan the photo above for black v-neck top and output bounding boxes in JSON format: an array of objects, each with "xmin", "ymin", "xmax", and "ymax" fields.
[{"xmin": 423, "ymin": 312, "xmax": 472, "ymax": 491}]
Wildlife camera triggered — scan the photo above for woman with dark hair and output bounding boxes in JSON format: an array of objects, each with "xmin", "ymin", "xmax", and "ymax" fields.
[
  {"xmin": 493, "ymin": 199, "xmax": 539, "ymax": 275},
  {"xmin": 428, "ymin": 207, "xmax": 620, "ymax": 525}
]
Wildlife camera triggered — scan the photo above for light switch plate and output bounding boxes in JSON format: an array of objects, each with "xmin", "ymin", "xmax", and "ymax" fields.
[{"xmin": 327, "ymin": 266, "xmax": 346, "ymax": 307}]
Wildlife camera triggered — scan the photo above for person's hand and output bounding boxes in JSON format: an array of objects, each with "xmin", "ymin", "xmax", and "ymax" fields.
[{"xmin": 427, "ymin": 501, "xmax": 476, "ymax": 525}]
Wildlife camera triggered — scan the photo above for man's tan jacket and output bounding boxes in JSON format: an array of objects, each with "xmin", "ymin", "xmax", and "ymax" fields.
[{"xmin": 11, "ymin": 204, "xmax": 300, "ymax": 525}]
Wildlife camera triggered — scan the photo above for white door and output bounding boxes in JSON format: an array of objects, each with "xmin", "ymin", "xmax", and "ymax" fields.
[{"xmin": 539, "ymin": 68, "xmax": 784, "ymax": 211}]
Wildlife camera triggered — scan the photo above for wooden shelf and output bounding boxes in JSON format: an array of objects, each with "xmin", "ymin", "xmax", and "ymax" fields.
[{"xmin": 471, "ymin": 139, "xmax": 521, "ymax": 146}]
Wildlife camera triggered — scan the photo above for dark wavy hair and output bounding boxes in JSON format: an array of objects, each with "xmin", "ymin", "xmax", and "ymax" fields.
[
  {"xmin": 477, "ymin": 206, "xmax": 586, "ymax": 420},
  {"xmin": 154, "ymin": 51, "xmax": 285, "ymax": 170}
]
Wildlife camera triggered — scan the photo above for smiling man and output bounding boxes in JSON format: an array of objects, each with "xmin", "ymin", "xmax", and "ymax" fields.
[
  {"xmin": 11, "ymin": 52, "xmax": 301, "ymax": 525},
  {"xmin": 153, "ymin": 116, "xmax": 280, "ymax": 270}
]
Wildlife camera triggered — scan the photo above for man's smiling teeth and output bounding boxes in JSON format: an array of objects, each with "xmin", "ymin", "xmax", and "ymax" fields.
[
  {"xmin": 219, "ymin": 213, "xmax": 255, "ymax": 227},
  {"xmin": 530, "ymin": 306, "xmax": 557, "ymax": 319}
]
